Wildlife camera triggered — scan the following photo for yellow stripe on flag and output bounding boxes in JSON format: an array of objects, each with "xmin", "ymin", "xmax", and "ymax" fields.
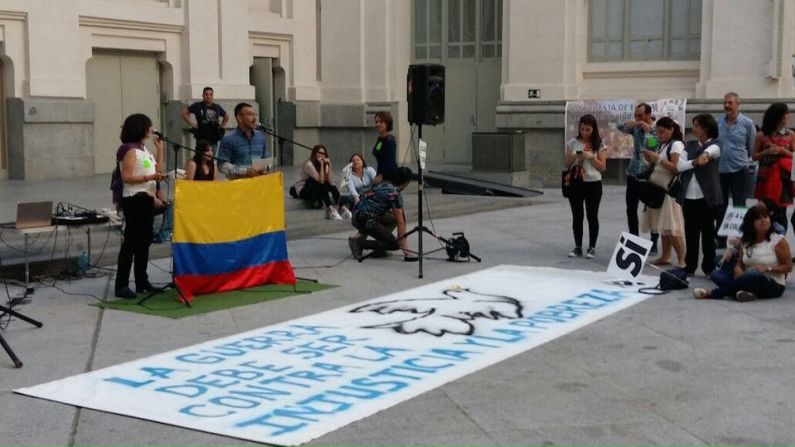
[{"xmin": 173, "ymin": 172, "xmax": 286, "ymax": 244}]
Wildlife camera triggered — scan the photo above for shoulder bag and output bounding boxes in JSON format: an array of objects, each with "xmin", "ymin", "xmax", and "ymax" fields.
[{"xmin": 561, "ymin": 165, "xmax": 583, "ymax": 198}]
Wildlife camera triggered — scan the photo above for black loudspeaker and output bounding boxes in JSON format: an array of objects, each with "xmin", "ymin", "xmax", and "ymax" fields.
[{"xmin": 407, "ymin": 64, "xmax": 445, "ymax": 125}]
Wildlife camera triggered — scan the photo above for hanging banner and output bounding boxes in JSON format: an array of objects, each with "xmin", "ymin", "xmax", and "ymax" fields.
[
  {"xmin": 172, "ymin": 173, "xmax": 296, "ymax": 301},
  {"xmin": 17, "ymin": 266, "xmax": 653, "ymax": 446},
  {"xmin": 565, "ymin": 98, "xmax": 687, "ymax": 158}
]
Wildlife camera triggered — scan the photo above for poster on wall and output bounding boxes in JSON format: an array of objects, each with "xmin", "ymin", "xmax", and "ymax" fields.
[{"xmin": 565, "ymin": 99, "xmax": 687, "ymax": 159}]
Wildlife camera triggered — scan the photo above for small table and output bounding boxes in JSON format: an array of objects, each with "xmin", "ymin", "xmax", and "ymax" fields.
[{"xmin": 17, "ymin": 221, "xmax": 120, "ymax": 292}]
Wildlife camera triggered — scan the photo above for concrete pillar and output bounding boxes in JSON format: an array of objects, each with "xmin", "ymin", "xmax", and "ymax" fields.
[
  {"xmin": 182, "ymin": 0, "xmax": 254, "ymax": 99},
  {"xmin": 502, "ymin": 0, "xmax": 580, "ymax": 101}
]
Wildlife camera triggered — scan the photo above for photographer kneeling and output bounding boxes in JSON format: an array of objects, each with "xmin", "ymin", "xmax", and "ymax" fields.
[{"xmin": 348, "ymin": 167, "xmax": 417, "ymax": 262}]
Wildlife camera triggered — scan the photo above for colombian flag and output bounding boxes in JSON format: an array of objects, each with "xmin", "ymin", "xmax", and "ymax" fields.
[{"xmin": 172, "ymin": 173, "xmax": 296, "ymax": 301}]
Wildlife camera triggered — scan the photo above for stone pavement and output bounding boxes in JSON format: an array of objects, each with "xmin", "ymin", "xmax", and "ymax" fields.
[{"xmin": 1, "ymin": 178, "xmax": 794, "ymax": 446}]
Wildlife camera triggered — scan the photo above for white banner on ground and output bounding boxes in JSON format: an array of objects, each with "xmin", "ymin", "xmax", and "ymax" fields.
[
  {"xmin": 16, "ymin": 266, "xmax": 654, "ymax": 446},
  {"xmin": 607, "ymin": 232, "xmax": 654, "ymax": 281},
  {"xmin": 565, "ymin": 98, "xmax": 687, "ymax": 159},
  {"xmin": 717, "ymin": 206, "xmax": 747, "ymax": 238}
]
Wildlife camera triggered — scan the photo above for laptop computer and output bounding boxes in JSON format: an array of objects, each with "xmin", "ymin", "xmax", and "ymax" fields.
[{"xmin": 16, "ymin": 201, "xmax": 54, "ymax": 229}]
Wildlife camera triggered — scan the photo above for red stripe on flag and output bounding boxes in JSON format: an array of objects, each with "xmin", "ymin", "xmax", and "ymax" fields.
[{"xmin": 174, "ymin": 261, "xmax": 296, "ymax": 301}]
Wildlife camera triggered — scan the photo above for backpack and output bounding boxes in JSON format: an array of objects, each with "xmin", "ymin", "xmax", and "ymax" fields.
[{"xmin": 110, "ymin": 143, "xmax": 140, "ymax": 209}]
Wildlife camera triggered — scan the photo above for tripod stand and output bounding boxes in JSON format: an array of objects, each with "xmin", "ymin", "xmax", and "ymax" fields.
[
  {"xmin": 136, "ymin": 136, "xmax": 197, "ymax": 308},
  {"xmin": 0, "ymin": 304, "xmax": 43, "ymax": 368},
  {"xmin": 404, "ymin": 124, "xmax": 481, "ymax": 278}
]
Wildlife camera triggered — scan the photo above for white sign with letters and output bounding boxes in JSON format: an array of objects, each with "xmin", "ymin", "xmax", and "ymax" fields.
[
  {"xmin": 717, "ymin": 206, "xmax": 747, "ymax": 238},
  {"xmin": 418, "ymin": 139, "xmax": 427, "ymax": 170},
  {"xmin": 16, "ymin": 266, "xmax": 653, "ymax": 446},
  {"xmin": 607, "ymin": 232, "xmax": 653, "ymax": 281}
]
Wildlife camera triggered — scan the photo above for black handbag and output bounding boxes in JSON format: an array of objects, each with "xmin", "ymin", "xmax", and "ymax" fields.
[
  {"xmin": 659, "ymin": 267, "xmax": 689, "ymax": 290},
  {"xmin": 638, "ymin": 180, "xmax": 666, "ymax": 209},
  {"xmin": 639, "ymin": 267, "xmax": 690, "ymax": 295},
  {"xmin": 667, "ymin": 175, "xmax": 681, "ymax": 198},
  {"xmin": 561, "ymin": 166, "xmax": 582, "ymax": 198}
]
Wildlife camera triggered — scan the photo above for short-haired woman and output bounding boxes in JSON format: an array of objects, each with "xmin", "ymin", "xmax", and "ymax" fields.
[
  {"xmin": 372, "ymin": 111, "xmax": 397, "ymax": 183},
  {"xmin": 676, "ymin": 114, "xmax": 722, "ymax": 276},
  {"xmin": 115, "ymin": 113, "xmax": 166, "ymax": 298},
  {"xmin": 694, "ymin": 203, "xmax": 791, "ymax": 301}
]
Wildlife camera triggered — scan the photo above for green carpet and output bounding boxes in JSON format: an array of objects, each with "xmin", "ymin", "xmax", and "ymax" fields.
[{"xmin": 94, "ymin": 281, "xmax": 335, "ymax": 319}]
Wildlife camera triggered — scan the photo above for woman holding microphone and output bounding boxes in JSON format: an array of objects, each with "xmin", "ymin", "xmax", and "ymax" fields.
[{"xmin": 114, "ymin": 113, "xmax": 166, "ymax": 298}]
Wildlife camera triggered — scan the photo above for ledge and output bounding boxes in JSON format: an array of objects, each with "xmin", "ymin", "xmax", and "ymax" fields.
[{"xmin": 583, "ymin": 60, "xmax": 700, "ymax": 79}]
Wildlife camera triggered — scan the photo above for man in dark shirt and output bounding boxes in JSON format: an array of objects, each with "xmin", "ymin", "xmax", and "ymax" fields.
[
  {"xmin": 349, "ymin": 167, "xmax": 416, "ymax": 261},
  {"xmin": 181, "ymin": 86, "xmax": 229, "ymax": 146}
]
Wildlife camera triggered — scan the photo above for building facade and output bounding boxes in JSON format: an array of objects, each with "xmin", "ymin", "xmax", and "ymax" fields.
[
  {"xmin": 495, "ymin": 0, "xmax": 795, "ymax": 184},
  {"xmin": 0, "ymin": 0, "xmax": 409, "ymax": 180},
  {"xmin": 1, "ymin": 0, "xmax": 793, "ymax": 183}
]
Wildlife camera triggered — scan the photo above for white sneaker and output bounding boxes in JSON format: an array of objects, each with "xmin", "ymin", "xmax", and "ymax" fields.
[
  {"xmin": 327, "ymin": 208, "xmax": 343, "ymax": 220},
  {"xmin": 339, "ymin": 206, "xmax": 353, "ymax": 220}
]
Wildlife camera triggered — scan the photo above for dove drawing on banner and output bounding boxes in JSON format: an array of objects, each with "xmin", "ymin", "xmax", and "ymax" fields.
[{"xmin": 349, "ymin": 287, "xmax": 524, "ymax": 337}]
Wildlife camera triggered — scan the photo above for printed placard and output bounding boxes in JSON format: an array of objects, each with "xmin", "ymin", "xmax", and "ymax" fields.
[
  {"xmin": 607, "ymin": 232, "xmax": 654, "ymax": 280},
  {"xmin": 717, "ymin": 206, "xmax": 747, "ymax": 238}
]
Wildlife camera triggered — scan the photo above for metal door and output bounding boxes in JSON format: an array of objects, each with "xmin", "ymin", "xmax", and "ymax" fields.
[
  {"xmin": 87, "ymin": 52, "xmax": 161, "ymax": 174},
  {"xmin": 412, "ymin": 0, "xmax": 502, "ymax": 166}
]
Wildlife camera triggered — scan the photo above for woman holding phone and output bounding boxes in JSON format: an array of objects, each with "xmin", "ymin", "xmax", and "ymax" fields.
[{"xmin": 563, "ymin": 114, "xmax": 607, "ymax": 259}]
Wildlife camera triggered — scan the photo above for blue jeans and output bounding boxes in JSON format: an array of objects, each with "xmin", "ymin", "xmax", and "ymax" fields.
[
  {"xmin": 152, "ymin": 202, "xmax": 173, "ymax": 242},
  {"xmin": 709, "ymin": 270, "xmax": 785, "ymax": 299}
]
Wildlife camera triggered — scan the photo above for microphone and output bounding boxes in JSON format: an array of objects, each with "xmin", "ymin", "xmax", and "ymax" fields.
[
  {"xmin": 256, "ymin": 122, "xmax": 270, "ymax": 132},
  {"xmin": 153, "ymin": 130, "xmax": 164, "ymax": 138}
]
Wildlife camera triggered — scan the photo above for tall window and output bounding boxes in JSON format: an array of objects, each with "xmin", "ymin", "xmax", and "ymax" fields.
[
  {"xmin": 414, "ymin": 0, "xmax": 502, "ymax": 61},
  {"xmin": 589, "ymin": 0, "xmax": 702, "ymax": 62},
  {"xmin": 415, "ymin": 0, "xmax": 443, "ymax": 60}
]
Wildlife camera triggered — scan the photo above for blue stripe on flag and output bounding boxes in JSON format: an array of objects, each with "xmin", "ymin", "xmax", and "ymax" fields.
[{"xmin": 173, "ymin": 231, "xmax": 289, "ymax": 276}]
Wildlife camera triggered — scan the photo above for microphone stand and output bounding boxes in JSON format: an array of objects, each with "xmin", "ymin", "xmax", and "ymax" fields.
[
  {"xmin": 0, "ymin": 304, "xmax": 43, "ymax": 368},
  {"xmin": 137, "ymin": 134, "xmax": 209, "ymax": 308},
  {"xmin": 256, "ymin": 124, "xmax": 314, "ymax": 167}
]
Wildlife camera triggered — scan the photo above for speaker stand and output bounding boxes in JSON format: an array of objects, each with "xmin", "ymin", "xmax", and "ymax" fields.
[{"xmin": 405, "ymin": 124, "xmax": 433, "ymax": 278}]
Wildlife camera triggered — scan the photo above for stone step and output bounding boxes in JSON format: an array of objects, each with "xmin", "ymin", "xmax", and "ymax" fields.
[{"xmin": 0, "ymin": 185, "xmax": 543, "ymax": 282}]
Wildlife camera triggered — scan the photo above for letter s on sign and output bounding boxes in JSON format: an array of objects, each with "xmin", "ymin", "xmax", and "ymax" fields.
[{"xmin": 614, "ymin": 236, "xmax": 645, "ymax": 277}]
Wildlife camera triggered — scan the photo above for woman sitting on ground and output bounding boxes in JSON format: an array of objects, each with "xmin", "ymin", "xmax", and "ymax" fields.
[
  {"xmin": 339, "ymin": 153, "xmax": 376, "ymax": 217},
  {"xmin": 292, "ymin": 144, "xmax": 344, "ymax": 220},
  {"xmin": 694, "ymin": 202, "xmax": 791, "ymax": 301},
  {"xmin": 184, "ymin": 139, "xmax": 217, "ymax": 181}
]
